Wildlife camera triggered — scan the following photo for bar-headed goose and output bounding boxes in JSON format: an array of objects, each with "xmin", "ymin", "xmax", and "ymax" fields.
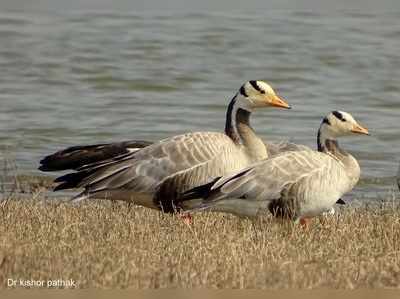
[
  {"xmin": 39, "ymin": 99, "xmax": 307, "ymax": 174},
  {"xmin": 45, "ymin": 80, "xmax": 291, "ymax": 212},
  {"xmin": 180, "ymin": 111, "xmax": 369, "ymax": 225}
]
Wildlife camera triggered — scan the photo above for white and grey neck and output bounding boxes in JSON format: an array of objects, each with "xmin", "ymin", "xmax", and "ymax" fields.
[
  {"xmin": 317, "ymin": 117, "xmax": 347, "ymax": 157},
  {"xmin": 224, "ymin": 93, "xmax": 253, "ymax": 145}
]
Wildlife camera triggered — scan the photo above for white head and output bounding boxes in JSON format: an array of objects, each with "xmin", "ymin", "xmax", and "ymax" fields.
[
  {"xmin": 319, "ymin": 111, "xmax": 369, "ymax": 139},
  {"xmin": 235, "ymin": 80, "xmax": 291, "ymax": 111}
]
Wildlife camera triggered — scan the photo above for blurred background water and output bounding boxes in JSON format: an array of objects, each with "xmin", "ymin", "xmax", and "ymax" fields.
[{"xmin": 0, "ymin": 4, "xmax": 399, "ymax": 202}]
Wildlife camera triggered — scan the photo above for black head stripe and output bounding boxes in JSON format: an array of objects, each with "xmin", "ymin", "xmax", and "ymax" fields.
[
  {"xmin": 332, "ymin": 111, "xmax": 346, "ymax": 122},
  {"xmin": 239, "ymin": 85, "xmax": 248, "ymax": 97},
  {"xmin": 249, "ymin": 80, "xmax": 264, "ymax": 93},
  {"xmin": 322, "ymin": 117, "xmax": 331, "ymax": 126}
]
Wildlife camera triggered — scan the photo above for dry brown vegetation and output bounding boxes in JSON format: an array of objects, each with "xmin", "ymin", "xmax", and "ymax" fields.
[{"xmin": 0, "ymin": 193, "xmax": 399, "ymax": 289}]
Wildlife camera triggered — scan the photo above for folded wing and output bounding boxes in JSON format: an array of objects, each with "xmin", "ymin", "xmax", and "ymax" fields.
[
  {"xmin": 183, "ymin": 150, "xmax": 345, "ymax": 205},
  {"xmin": 54, "ymin": 132, "xmax": 238, "ymax": 199}
]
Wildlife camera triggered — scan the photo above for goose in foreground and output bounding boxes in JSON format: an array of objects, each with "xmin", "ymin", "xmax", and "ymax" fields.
[
  {"xmin": 180, "ymin": 111, "xmax": 369, "ymax": 225},
  {"xmin": 45, "ymin": 80, "xmax": 291, "ymax": 212}
]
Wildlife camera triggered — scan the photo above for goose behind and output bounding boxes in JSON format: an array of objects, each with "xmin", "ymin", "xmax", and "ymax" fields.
[{"xmin": 45, "ymin": 80, "xmax": 291, "ymax": 212}]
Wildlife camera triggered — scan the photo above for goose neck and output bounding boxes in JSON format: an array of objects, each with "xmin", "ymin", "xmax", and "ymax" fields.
[{"xmin": 225, "ymin": 95, "xmax": 267, "ymax": 161}]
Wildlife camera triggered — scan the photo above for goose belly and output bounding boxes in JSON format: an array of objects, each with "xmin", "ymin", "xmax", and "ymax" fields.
[
  {"xmin": 295, "ymin": 185, "xmax": 343, "ymax": 218},
  {"xmin": 89, "ymin": 190, "xmax": 157, "ymax": 209},
  {"xmin": 209, "ymin": 198, "xmax": 270, "ymax": 218}
]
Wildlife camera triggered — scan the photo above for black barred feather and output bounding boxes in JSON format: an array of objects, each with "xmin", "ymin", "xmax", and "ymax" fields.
[
  {"xmin": 180, "ymin": 167, "xmax": 253, "ymax": 203},
  {"xmin": 53, "ymin": 170, "xmax": 94, "ymax": 191},
  {"xmin": 179, "ymin": 177, "xmax": 221, "ymax": 202},
  {"xmin": 39, "ymin": 140, "xmax": 152, "ymax": 172},
  {"xmin": 336, "ymin": 198, "xmax": 346, "ymax": 205}
]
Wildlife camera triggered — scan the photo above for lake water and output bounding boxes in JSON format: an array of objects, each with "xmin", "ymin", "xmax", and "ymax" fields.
[{"xmin": 0, "ymin": 9, "xmax": 399, "ymax": 202}]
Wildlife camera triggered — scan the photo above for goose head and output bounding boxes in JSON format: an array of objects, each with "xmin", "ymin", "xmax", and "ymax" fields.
[
  {"xmin": 319, "ymin": 110, "xmax": 369, "ymax": 139},
  {"xmin": 235, "ymin": 80, "xmax": 291, "ymax": 111}
]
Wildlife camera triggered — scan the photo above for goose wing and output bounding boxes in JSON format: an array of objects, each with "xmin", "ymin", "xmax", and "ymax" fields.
[
  {"xmin": 184, "ymin": 150, "xmax": 347, "ymax": 204},
  {"xmin": 266, "ymin": 141, "xmax": 312, "ymax": 157},
  {"xmin": 54, "ymin": 132, "xmax": 238, "ymax": 196}
]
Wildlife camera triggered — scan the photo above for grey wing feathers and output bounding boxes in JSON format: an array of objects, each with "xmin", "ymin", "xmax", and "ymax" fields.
[
  {"xmin": 39, "ymin": 140, "xmax": 152, "ymax": 171},
  {"xmin": 53, "ymin": 132, "xmax": 233, "ymax": 196},
  {"xmin": 266, "ymin": 141, "xmax": 312, "ymax": 157},
  {"xmin": 197, "ymin": 151, "xmax": 335, "ymax": 203}
]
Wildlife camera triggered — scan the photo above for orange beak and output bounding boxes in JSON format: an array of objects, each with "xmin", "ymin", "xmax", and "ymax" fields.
[
  {"xmin": 268, "ymin": 94, "xmax": 291, "ymax": 109},
  {"xmin": 351, "ymin": 123, "xmax": 369, "ymax": 135}
]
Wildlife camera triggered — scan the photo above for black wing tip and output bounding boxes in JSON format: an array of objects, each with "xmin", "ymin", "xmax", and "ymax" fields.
[
  {"xmin": 53, "ymin": 183, "xmax": 67, "ymax": 192},
  {"xmin": 124, "ymin": 140, "xmax": 153, "ymax": 148},
  {"xmin": 38, "ymin": 164, "xmax": 50, "ymax": 172},
  {"xmin": 53, "ymin": 177, "xmax": 81, "ymax": 191},
  {"xmin": 51, "ymin": 169, "xmax": 93, "ymax": 192},
  {"xmin": 54, "ymin": 174, "xmax": 68, "ymax": 183},
  {"xmin": 180, "ymin": 177, "xmax": 221, "ymax": 202},
  {"xmin": 38, "ymin": 153, "xmax": 72, "ymax": 172},
  {"xmin": 38, "ymin": 155, "xmax": 56, "ymax": 172},
  {"xmin": 180, "ymin": 189, "xmax": 201, "ymax": 202},
  {"xmin": 336, "ymin": 198, "xmax": 346, "ymax": 205},
  {"xmin": 38, "ymin": 162, "xmax": 58, "ymax": 172}
]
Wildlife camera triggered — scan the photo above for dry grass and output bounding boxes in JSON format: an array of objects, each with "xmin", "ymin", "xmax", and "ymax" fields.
[{"xmin": 0, "ymin": 195, "xmax": 399, "ymax": 289}]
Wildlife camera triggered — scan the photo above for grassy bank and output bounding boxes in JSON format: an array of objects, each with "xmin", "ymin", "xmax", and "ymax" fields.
[{"xmin": 0, "ymin": 196, "xmax": 399, "ymax": 289}]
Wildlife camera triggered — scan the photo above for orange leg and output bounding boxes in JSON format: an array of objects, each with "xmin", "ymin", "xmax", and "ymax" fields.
[
  {"xmin": 299, "ymin": 217, "xmax": 312, "ymax": 228},
  {"xmin": 179, "ymin": 213, "xmax": 193, "ymax": 225}
]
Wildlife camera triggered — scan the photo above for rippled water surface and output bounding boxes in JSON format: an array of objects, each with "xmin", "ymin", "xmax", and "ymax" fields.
[{"xmin": 1, "ymin": 9, "xmax": 400, "ymax": 200}]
